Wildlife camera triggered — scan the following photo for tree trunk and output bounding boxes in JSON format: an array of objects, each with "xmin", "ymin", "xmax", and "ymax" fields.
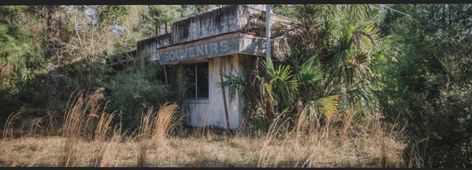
[
  {"xmin": 46, "ymin": 5, "xmax": 63, "ymax": 96},
  {"xmin": 265, "ymin": 100, "xmax": 275, "ymax": 122},
  {"xmin": 295, "ymin": 97, "xmax": 304, "ymax": 140},
  {"xmin": 247, "ymin": 56, "xmax": 261, "ymax": 126},
  {"xmin": 46, "ymin": 5, "xmax": 62, "ymax": 60}
]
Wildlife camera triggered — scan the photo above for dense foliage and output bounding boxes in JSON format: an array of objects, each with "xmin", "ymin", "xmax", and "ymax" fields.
[
  {"xmin": 101, "ymin": 63, "xmax": 175, "ymax": 130},
  {"xmin": 379, "ymin": 4, "xmax": 472, "ymax": 167}
]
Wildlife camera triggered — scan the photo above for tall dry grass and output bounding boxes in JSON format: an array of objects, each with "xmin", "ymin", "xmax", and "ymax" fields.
[
  {"xmin": 0, "ymin": 90, "xmax": 408, "ymax": 167},
  {"xmin": 137, "ymin": 107, "xmax": 153, "ymax": 167},
  {"xmin": 339, "ymin": 106, "xmax": 357, "ymax": 146},
  {"xmin": 82, "ymin": 88, "xmax": 107, "ymax": 140},
  {"xmin": 94, "ymin": 109, "xmax": 115, "ymax": 141},
  {"xmin": 60, "ymin": 89, "xmax": 116, "ymax": 167},
  {"xmin": 190, "ymin": 112, "xmax": 217, "ymax": 139},
  {"xmin": 191, "ymin": 126, "xmax": 215, "ymax": 139},
  {"xmin": 61, "ymin": 92, "xmax": 86, "ymax": 167},
  {"xmin": 257, "ymin": 115, "xmax": 292, "ymax": 167},
  {"xmin": 95, "ymin": 127, "xmax": 123, "ymax": 167},
  {"xmin": 2, "ymin": 111, "xmax": 20, "ymax": 140},
  {"xmin": 136, "ymin": 102, "xmax": 179, "ymax": 166},
  {"xmin": 91, "ymin": 111, "xmax": 118, "ymax": 167},
  {"xmin": 152, "ymin": 103, "xmax": 178, "ymax": 143},
  {"xmin": 0, "ymin": 113, "xmax": 406, "ymax": 168},
  {"xmin": 253, "ymin": 104, "xmax": 406, "ymax": 168}
]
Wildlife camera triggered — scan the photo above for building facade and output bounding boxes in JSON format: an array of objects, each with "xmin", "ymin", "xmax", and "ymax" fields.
[{"xmin": 135, "ymin": 5, "xmax": 294, "ymax": 129}]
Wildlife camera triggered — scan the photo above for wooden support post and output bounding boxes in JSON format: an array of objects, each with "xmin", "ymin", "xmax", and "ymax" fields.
[
  {"xmin": 265, "ymin": 4, "xmax": 271, "ymax": 62},
  {"xmin": 218, "ymin": 57, "xmax": 231, "ymax": 132},
  {"xmin": 163, "ymin": 65, "xmax": 168, "ymax": 84},
  {"xmin": 264, "ymin": 5, "xmax": 275, "ymax": 123}
]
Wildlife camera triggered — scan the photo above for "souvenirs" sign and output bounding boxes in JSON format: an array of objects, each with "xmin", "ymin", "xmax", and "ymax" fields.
[
  {"xmin": 159, "ymin": 37, "xmax": 239, "ymax": 64},
  {"xmin": 158, "ymin": 35, "xmax": 265, "ymax": 65}
]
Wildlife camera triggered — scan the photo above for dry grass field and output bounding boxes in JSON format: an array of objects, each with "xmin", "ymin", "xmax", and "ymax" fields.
[
  {"xmin": 0, "ymin": 93, "xmax": 406, "ymax": 167},
  {"xmin": 0, "ymin": 132, "xmax": 405, "ymax": 167}
]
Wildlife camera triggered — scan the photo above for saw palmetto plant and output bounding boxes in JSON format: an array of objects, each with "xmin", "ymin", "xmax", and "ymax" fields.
[{"xmin": 223, "ymin": 4, "xmax": 392, "ymax": 135}]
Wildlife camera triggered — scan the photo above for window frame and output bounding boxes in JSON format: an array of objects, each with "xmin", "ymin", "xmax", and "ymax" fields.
[{"xmin": 185, "ymin": 62, "xmax": 209, "ymax": 100}]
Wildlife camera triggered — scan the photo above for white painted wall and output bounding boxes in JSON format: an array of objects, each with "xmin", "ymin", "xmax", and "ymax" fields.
[{"xmin": 184, "ymin": 54, "xmax": 245, "ymax": 129}]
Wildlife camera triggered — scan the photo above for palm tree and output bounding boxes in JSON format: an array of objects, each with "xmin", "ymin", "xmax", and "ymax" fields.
[
  {"xmin": 224, "ymin": 4, "xmax": 389, "ymax": 132},
  {"xmin": 223, "ymin": 56, "xmax": 337, "ymax": 131},
  {"xmin": 316, "ymin": 5, "xmax": 384, "ymax": 117}
]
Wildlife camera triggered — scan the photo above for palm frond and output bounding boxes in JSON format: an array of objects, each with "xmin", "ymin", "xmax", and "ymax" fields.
[
  {"xmin": 313, "ymin": 95, "xmax": 340, "ymax": 121},
  {"xmin": 298, "ymin": 56, "xmax": 324, "ymax": 86},
  {"xmin": 222, "ymin": 74, "xmax": 248, "ymax": 98}
]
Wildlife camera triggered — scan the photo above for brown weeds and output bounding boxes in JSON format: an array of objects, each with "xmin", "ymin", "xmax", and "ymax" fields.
[
  {"xmin": 0, "ymin": 92, "xmax": 407, "ymax": 168},
  {"xmin": 151, "ymin": 103, "xmax": 178, "ymax": 145},
  {"xmin": 94, "ymin": 108, "xmax": 115, "ymax": 141},
  {"xmin": 60, "ymin": 91, "xmax": 115, "ymax": 167},
  {"xmin": 2, "ymin": 111, "xmax": 20, "ymax": 140},
  {"xmin": 96, "ymin": 127, "xmax": 122, "ymax": 167},
  {"xmin": 136, "ymin": 107, "xmax": 153, "ymax": 167},
  {"xmin": 136, "ymin": 102, "xmax": 179, "ymax": 166},
  {"xmin": 61, "ymin": 93, "xmax": 86, "ymax": 167}
]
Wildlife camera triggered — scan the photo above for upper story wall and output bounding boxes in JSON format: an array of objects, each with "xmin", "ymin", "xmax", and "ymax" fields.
[
  {"xmin": 136, "ymin": 33, "xmax": 171, "ymax": 61},
  {"xmin": 136, "ymin": 5, "xmax": 295, "ymax": 62},
  {"xmin": 171, "ymin": 5, "xmax": 294, "ymax": 45},
  {"xmin": 171, "ymin": 5, "xmax": 240, "ymax": 45}
]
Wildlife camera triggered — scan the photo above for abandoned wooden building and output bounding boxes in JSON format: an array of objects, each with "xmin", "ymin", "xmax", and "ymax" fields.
[{"xmin": 113, "ymin": 5, "xmax": 294, "ymax": 129}]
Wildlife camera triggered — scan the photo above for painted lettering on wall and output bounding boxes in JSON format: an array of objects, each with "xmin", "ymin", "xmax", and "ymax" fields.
[{"xmin": 159, "ymin": 37, "xmax": 237, "ymax": 64}]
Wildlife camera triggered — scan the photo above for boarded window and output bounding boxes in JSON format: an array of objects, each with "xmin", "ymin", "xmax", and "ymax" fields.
[{"xmin": 185, "ymin": 62, "xmax": 209, "ymax": 99}]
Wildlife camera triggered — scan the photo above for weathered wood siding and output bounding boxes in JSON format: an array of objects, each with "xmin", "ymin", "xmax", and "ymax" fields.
[{"xmin": 137, "ymin": 33, "xmax": 172, "ymax": 62}]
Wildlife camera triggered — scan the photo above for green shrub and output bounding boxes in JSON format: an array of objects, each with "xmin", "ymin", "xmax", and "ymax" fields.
[{"xmin": 102, "ymin": 63, "xmax": 176, "ymax": 131}]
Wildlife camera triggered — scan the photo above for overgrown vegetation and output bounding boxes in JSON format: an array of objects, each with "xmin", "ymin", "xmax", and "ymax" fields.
[
  {"xmin": 378, "ymin": 4, "xmax": 472, "ymax": 167},
  {"xmin": 1, "ymin": 90, "xmax": 403, "ymax": 167},
  {"xmin": 0, "ymin": 4, "xmax": 471, "ymax": 168}
]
